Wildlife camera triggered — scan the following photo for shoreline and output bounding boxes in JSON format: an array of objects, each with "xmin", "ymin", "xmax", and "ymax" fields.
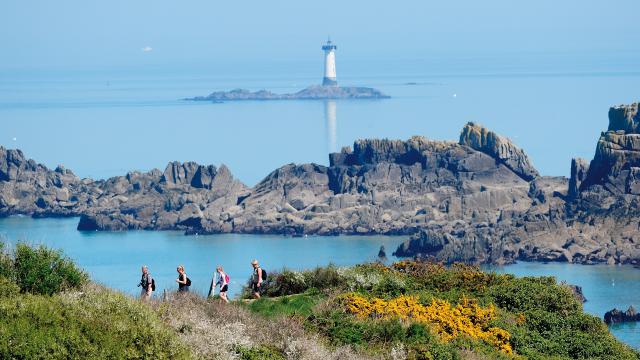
[{"xmin": 2, "ymin": 102, "xmax": 640, "ymax": 266}]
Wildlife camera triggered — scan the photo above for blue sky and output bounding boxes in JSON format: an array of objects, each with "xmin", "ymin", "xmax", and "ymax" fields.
[{"xmin": 1, "ymin": 0, "xmax": 639, "ymax": 71}]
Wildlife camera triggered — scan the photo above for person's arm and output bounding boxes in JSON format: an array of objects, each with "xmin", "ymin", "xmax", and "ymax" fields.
[
  {"xmin": 146, "ymin": 275, "xmax": 152, "ymax": 294},
  {"xmin": 257, "ymin": 268, "xmax": 263, "ymax": 287},
  {"xmin": 176, "ymin": 274, "xmax": 186, "ymax": 284}
]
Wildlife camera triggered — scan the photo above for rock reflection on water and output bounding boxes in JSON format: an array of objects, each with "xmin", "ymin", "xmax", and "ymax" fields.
[{"xmin": 325, "ymin": 100, "xmax": 338, "ymax": 154}]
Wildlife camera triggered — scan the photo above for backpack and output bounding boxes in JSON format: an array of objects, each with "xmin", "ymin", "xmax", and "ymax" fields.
[
  {"xmin": 141, "ymin": 274, "xmax": 155, "ymax": 291},
  {"xmin": 186, "ymin": 277, "xmax": 192, "ymax": 286},
  {"xmin": 224, "ymin": 273, "xmax": 230, "ymax": 284},
  {"xmin": 261, "ymin": 269, "xmax": 267, "ymax": 281}
]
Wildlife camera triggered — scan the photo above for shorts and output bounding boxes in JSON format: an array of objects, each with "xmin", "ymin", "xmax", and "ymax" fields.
[
  {"xmin": 252, "ymin": 282, "xmax": 261, "ymax": 293},
  {"xmin": 178, "ymin": 286, "xmax": 190, "ymax": 292},
  {"xmin": 140, "ymin": 288, "xmax": 151, "ymax": 298},
  {"xmin": 220, "ymin": 284, "xmax": 228, "ymax": 292}
]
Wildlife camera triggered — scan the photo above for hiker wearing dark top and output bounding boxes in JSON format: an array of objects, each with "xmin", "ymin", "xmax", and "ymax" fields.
[
  {"xmin": 139, "ymin": 265, "xmax": 153, "ymax": 299},
  {"xmin": 176, "ymin": 265, "xmax": 190, "ymax": 292},
  {"xmin": 251, "ymin": 259, "xmax": 263, "ymax": 299},
  {"xmin": 214, "ymin": 265, "xmax": 230, "ymax": 303}
]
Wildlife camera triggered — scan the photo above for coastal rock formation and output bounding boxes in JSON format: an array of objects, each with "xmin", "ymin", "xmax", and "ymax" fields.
[
  {"xmin": 604, "ymin": 306, "xmax": 640, "ymax": 324},
  {"xmin": 396, "ymin": 102, "xmax": 640, "ymax": 265},
  {"xmin": 187, "ymin": 85, "xmax": 389, "ymax": 102},
  {"xmin": 4, "ymin": 102, "xmax": 640, "ymax": 266},
  {"xmin": 0, "ymin": 147, "xmax": 92, "ymax": 217},
  {"xmin": 459, "ymin": 122, "xmax": 539, "ymax": 181}
]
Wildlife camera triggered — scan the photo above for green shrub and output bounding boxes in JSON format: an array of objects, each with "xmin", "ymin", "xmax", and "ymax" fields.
[
  {"xmin": 0, "ymin": 277, "xmax": 19, "ymax": 298},
  {"xmin": 506, "ymin": 309, "xmax": 638, "ymax": 360},
  {"xmin": 303, "ymin": 264, "xmax": 343, "ymax": 290},
  {"xmin": 0, "ymin": 284, "xmax": 192, "ymax": 359},
  {"xmin": 268, "ymin": 269, "xmax": 307, "ymax": 296},
  {"xmin": 488, "ymin": 276, "xmax": 581, "ymax": 314},
  {"xmin": 13, "ymin": 242, "xmax": 88, "ymax": 295},
  {"xmin": 233, "ymin": 344, "xmax": 285, "ymax": 360}
]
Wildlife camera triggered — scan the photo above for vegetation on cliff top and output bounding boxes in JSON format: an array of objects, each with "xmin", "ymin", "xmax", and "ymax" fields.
[
  {"xmin": 0, "ymin": 241, "xmax": 637, "ymax": 359},
  {"xmin": 0, "ymin": 241, "xmax": 190, "ymax": 359},
  {"xmin": 243, "ymin": 261, "xmax": 639, "ymax": 359}
]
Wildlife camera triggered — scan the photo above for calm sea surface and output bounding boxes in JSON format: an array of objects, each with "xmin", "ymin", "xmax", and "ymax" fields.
[
  {"xmin": 1, "ymin": 59, "xmax": 639, "ymax": 348},
  {"xmin": 1, "ymin": 216, "xmax": 639, "ymax": 349},
  {"xmin": 1, "ymin": 60, "xmax": 638, "ymax": 185}
]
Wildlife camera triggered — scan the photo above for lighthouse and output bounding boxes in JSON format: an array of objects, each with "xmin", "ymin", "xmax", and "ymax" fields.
[{"xmin": 322, "ymin": 38, "xmax": 337, "ymax": 86}]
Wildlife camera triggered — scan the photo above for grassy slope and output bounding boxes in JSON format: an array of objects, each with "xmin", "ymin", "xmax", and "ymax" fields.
[
  {"xmin": 1, "ymin": 241, "xmax": 638, "ymax": 360},
  {"xmin": 240, "ymin": 262, "xmax": 640, "ymax": 360}
]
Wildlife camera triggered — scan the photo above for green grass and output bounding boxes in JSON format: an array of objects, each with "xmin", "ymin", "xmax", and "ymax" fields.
[
  {"xmin": 233, "ymin": 344, "xmax": 285, "ymax": 360},
  {"xmin": 245, "ymin": 291, "xmax": 324, "ymax": 318}
]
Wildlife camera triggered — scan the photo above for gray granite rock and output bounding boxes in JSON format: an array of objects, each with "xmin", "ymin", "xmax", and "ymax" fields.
[{"xmin": 5, "ymin": 102, "xmax": 640, "ymax": 266}]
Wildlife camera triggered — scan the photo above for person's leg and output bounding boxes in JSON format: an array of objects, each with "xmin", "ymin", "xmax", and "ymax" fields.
[{"xmin": 221, "ymin": 291, "xmax": 228, "ymax": 303}]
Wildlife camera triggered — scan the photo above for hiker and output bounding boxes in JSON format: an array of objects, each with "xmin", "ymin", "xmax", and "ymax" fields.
[
  {"xmin": 214, "ymin": 265, "xmax": 230, "ymax": 303},
  {"xmin": 176, "ymin": 265, "xmax": 190, "ymax": 292},
  {"xmin": 251, "ymin": 259, "xmax": 264, "ymax": 299},
  {"xmin": 138, "ymin": 265, "xmax": 154, "ymax": 299}
]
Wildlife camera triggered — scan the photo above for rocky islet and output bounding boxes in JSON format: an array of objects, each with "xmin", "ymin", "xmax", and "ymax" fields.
[
  {"xmin": 2, "ymin": 103, "xmax": 640, "ymax": 266},
  {"xmin": 186, "ymin": 85, "xmax": 390, "ymax": 102}
]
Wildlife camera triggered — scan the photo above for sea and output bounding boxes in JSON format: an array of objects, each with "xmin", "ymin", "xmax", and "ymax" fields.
[{"xmin": 1, "ymin": 54, "xmax": 639, "ymax": 347}]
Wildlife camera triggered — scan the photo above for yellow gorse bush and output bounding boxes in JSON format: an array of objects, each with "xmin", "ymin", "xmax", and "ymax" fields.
[{"xmin": 341, "ymin": 293, "xmax": 513, "ymax": 355}]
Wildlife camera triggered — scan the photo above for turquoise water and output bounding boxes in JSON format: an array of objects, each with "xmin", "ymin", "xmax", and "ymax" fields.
[
  {"xmin": 0, "ymin": 216, "xmax": 405, "ymax": 297},
  {"xmin": 1, "ymin": 216, "xmax": 639, "ymax": 349}
]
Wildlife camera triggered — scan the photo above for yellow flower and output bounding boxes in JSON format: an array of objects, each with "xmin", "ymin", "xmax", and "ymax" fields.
[{"xmin": 341, "ymin": 293, "xmax": 512, "ymax": 354}]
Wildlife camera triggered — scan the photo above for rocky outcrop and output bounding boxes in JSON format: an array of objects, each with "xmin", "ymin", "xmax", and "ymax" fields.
[
  {"xmin": 604, "ymin": 306, "xmax": 640, "ymax": 324},
  {"xmin": 186, "ymin": 85, "xmax": 390, "ymax": 102},
  {"xmin": 565, "ymin": 284, "xmax": 587, "ymax": 303},
  {"xmin": 579, "ymin": 103, "xmax": 640, "ymax": 194},
  {"xmin": 395, "ymin": 103, "xmax": 640, "ymax": 265},
  {"xmin": 5, "ymin": 102, "xmax": 640, "ymax": 266},
  {"xmin": 459, "ymin": 122, "xmax": 539, "ymax": 181}
]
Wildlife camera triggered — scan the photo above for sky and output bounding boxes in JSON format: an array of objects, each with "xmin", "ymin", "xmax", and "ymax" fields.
[{"xmin": 1, "ymin": 0, "xmax": 639, "ymax": 72}]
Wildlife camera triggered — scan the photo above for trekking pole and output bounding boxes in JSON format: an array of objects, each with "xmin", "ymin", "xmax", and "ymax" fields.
[{"xmin": 208, "ymin": 272, "xmax": 217, "ymax": 298}]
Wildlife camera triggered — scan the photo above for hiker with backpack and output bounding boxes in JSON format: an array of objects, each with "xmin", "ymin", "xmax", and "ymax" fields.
[
  {"xmin": 138, "ymin": 265, "xmax": 154, "ymax": 299},
  {"xmin": 213, "ymin": 265, "xmax": 230, "ymax": 303},
  {"xmin": 250, "ymin": 259, "xmax": 266, "ymax": 299},
  {"xmin": 176, "ymin": 265, "xmax": 191, "ymax": 292}
]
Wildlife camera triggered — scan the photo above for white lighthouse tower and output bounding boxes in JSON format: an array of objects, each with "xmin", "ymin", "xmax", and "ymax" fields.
[{"xmin": 322, "ymin": 38, "xmax": 337, "ymax": 86}]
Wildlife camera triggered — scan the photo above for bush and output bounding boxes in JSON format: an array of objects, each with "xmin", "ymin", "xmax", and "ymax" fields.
[
  {"xmin": 13, "ymin": 243, "xmax": 88, "ymax": 295},
  {"xmin": 303, "ymin": 265, "xmax": 343, "ymax": 290},
  {"xmin": 0, "ymin": 277, "xmax": 19, "ymax": 298},
  {"xmin": 243, "ymin": 264, "xmax": 346, "ymax": 298},
  {"xmin": 488, "ymin": 276, "xmax": 581, "ymax": 314},
  {"xmin": 0, "ymin": 284, "xmax": 192, "ymax": 359}
]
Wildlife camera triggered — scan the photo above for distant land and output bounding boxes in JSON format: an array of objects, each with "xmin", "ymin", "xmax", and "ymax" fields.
[
  {"xmin": 185, "ymin": 85, "xmax": 390, "ymax": 102},
  {"xmin": 185, "ymin": 39, "xmax": 390, "ymax": 102}
]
